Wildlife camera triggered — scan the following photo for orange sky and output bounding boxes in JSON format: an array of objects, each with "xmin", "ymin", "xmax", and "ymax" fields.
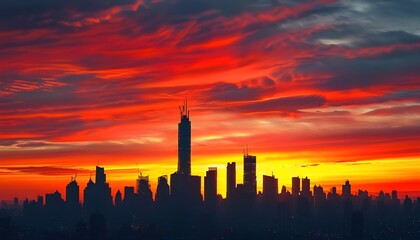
[{"xmin": 1, "ymin": 0, "xmax": 420, "ymax": 201}]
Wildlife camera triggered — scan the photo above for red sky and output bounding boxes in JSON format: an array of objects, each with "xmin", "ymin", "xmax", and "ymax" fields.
[{"xmin": 1, "ymin": 0, "xmax": 420, "ymax": 201}]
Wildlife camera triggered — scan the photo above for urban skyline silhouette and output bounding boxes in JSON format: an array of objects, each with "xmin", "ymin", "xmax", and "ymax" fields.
[
  {"xmin": 1, "ymin": 102, "xmax": 419, "ymax": 240},
  {"xmin": 1, "ymin": 0, "xmax": 420, "ymax": 239}
]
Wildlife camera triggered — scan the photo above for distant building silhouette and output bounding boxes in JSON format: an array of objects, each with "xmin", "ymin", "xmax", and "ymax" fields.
[
  {"xmin": 262, "ymin": 174, "xmax": 278, "ymax": 199},
  {"xmin": 45, "ymin": 190, "xmax": 64, "ymax": 209},
  {"xmin": 204, "ymin": 167, "xmax": 217, "ymax": 203},
  {"xmin": 301, "ymin": 176, "xmax": 311, "ymax": 198},
  {"xmin": 342, "ymin": 180, "xmax": 351, "ymax": 200},
  {"xmin": 170, "ymin": 101, "xmax": 202, "ymax": 207},
  {"xmin": 123, "ymin": 186, "xmax": 135, "ymax": 204},
  {"xmin": 226, "ymin": 162, "xmax": 236, "ymax": 199},
  {"xmin": 66, "ymin": 176, "xmax": 79, "ymax": 206},
  {"xmin": 137, "ymin": 174, "xmax": 153, "ymax": 204},
  {"xmin": 243, "ymin": 150, "xmax": 256, "ymax": 196},
  {"xmin": 83, "ymin": 166, "xmax": 113, "ymax": 214},
  {"xmin": 155, "ymin": 175, "xmax": 170, "ymax": 205},
  {"xmin": 178, "ymin": 99, "xmax": 191, "ymax": 176},
  {"xmin": 115, "ymin": 189, "xmax": 122, "ymax": 207},
  {"xmin": 313, "ymin": 185, "xmax": 326, "ymax": 207},
  {"xmin": 292, "ymin": 176, "xmax": 300, "ymax": 197}
]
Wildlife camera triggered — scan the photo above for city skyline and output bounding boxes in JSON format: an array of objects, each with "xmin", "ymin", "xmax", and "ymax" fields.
[
  {"xmin": 1, "ymin": 0, "xmax": 420, "ymax": 203},
  {"xmin": 1, "ymin": 102, "xmax": 417, "ymax": 204}
]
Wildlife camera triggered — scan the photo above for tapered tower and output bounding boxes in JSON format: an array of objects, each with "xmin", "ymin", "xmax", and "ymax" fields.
[{"xmin": 178, "ymin": 99, "xmax": 191, "ymax": 175}]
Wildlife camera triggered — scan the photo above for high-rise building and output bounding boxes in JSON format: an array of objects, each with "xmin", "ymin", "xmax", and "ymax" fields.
[
  {"xmin": 115, "ymin": 190, "xmax": 122, "ymax": 207},
  {"xmin": 83, "ymin": 166, "xmax": 113, "ymax": 214},
  {"xmin": 96, "ymin": 166, "xmax": 106, "ymax": 184},
  {"xmin": 204, "ymin": 167, "xmax": 217, "ymax": 203},
  {"xmin": 313, "ymin": 185, "xmax": 326, "ymax": 207},
  {"xmin": 342, "ymin": 180, "xmax": 351, "ymax": 199},
  {"xmin": 292, "ymin": 176, "xmax": 300, "ymax": 197},
  {"xmin": 66, "ymin": 176, "xmax": 79, "ymax": 206},
  {"xmin": 392, "ymin": 190, "xmax": 397, "ymax": 200},
  {"xmin": 301, "ymin": 177, "xmax": 311, "ymax": 197},
  {"xmin": 178, "ymin": 99, "xmax": 191, "ymax": 175},
  {"xmin": 263, "ymin": 174, "xmax": 278, "ymax": 199},
  {"xmin": 124, "ymin": 186, "xmax": 135, "ymax": 202},
  {"xmin": 45, "ymin": 190, "xmax": 64, "ymax": 209},
  {"xmin": 171, "ymin": 101, "xmax": 202, "ymax": 207},
  {"xmin": 156, "ymin": 175, "xmax": 170, "ymax": 204},
  {"xmin": 244, "ymin": 151, "xmax": 257, "ymax": 196},
  {"xmin": 137, "ymin": 174, "xmax": 152, "ymax": 203},
  {"xmin": 226, "ymin": 162, "xmax": 236, "ymax": 199}
]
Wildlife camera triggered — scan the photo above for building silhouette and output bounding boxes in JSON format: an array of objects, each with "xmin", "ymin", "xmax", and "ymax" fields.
[
  {"xmin": 178, "ymin": 99, "xmax": 191, "ymax": 176},
  {"xmin": 45, "ymin": 190, "xmax": 64, "ymax": 209},
  {"xmin": 115, "ymin": 189, "xmax": 122, "ymax": 207},
  {"xmin": 171, "ymin": 101, "xmax": 202, "ymax": 207},
  {"xmin": 262, "ymin": 174, "xmax": 278, "ymax": 199},
  {"xmin": 3, "ymin": 102, "xmax": 420, "ymax": 240},
  {"xmin": 292, "ymin": 176, "xmax": 300, "ymax": 197},
  {"xmin": 137, "ymin": 174, "xmax": 153, "ymax": 204},
  {"xmin": 65, "ymin": 176, "xmax": 79, "ymax": 207},
  {"xmin": 342, "ymin": 180, "xmax": 351, "ymax": 199},
  {"xmin": 301, "ymin": 176, "xmax": 311, "ymax": 198},
  {"xmin": 83, "ymin": 166, "xmax": 113, "ymax": 214},
  {"xmin": 204, "ymin": 167, "xmax": 217, "ymax": 204},
  {"xmin": 155, "ymin": 175, "xmax": 170, "ymax": 205},
  {"xmin": 226, "ymin": 162, "xmax": 236, "ymax": 199},
  {"xmin": 243, "ymin": 150, "xmax": 256, "ymax": 196}
]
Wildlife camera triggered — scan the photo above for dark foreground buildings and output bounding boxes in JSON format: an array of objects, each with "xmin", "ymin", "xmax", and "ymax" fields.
[{"xmin": 1, "ymin": 102, "xmax": 420, "ymax": 240}]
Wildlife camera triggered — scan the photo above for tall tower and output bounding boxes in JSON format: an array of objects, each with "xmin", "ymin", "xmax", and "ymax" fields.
[
  {"xmin": 226, "ymin": 162, "xmax": 236, "ymax": 199},
  {"xmin": 96, "ymin": 166, "xmax": 106, "ymax": 184},
  {"xmin": 204, "ymin": 167, "xmax": 217, "ymax": 203},
  {"xmin": 178, "ymin": 99, "xmax": 191, "ymax": 175},
  {"xmin": 66, "ymin": 176, "xmax": 79, "ymax": 206},
  {"xmin": 243, "ymin": 148, "xmax": 256, "ymax": 196},
  {"xmin": 292, "ymin": 176, "xmax": 300, "ymax": 197}
]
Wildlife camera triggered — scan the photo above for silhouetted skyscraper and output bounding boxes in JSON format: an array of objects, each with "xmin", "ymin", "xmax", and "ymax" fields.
[
  {"xmin": 263, "ymin": 174, "xmax": 278, "ymax": 199},
  {"xmin": 227, "ymin": 162, "xmax": 236, "ymax": 199},
  {"xmin": 115, "ymin": 189, "xmax": 122, "ymax": 207},
  {"xmin": 313, "ymin": 185, "xmax": 326, "ymax": 207},
  {"xmin": 66, "ymin": 176, "xmax": 79, "ymax": 206},
  {"xmin": 155, "ymin": 175, "xmax": 170, "ymax": 204},
  {"xmin": 342, "ymin": 180, "xmax": 351, "ymax": 199},
  {"xmin": 137, "ymin": 174, "xmax": 153, "ymax": 203},
  {"xmin": 292, "ymin": 176, "xmax": 300, "ymax": 197},
  {"xmin": 178, "ymin": 99, "xmax": 191, "ymax": 175},
  {"xmin": 96, "ymin": 166, "xmax": 106, "ymax": 184},
  {"xmin": 123, "ymin": 186, "xmax": 135, "ymax": 203},
  {"xmin": 83, "ymin": 166, "xmax": 113, "ymax": 214},
  {"xmin": 45, "ymin": 190, "xmax": 64, "ymax": 209},
  {"xmin": 204, "ymin": 167, "xmax": 217, "ymax": 203},
  {"xmin": 301, "ymin": 176, "xmax": 311, "ymax": 197},
  {"xmin": 244, "ymin": 151, "xmax": 256, "ymax": 196}
]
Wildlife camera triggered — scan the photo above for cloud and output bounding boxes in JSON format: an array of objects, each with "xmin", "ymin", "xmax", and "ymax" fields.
[
  {"xmin": 297, "ymin": 47, "xmax": 420, "ymax": 91},
  {"xmin": 364, "ymin": 105, "xmax": 420, "ymax": 116},
  {"xmin": 0, "ymin": 166, "xmax": 90, "ymax": 176},
  {"xmin": 204, "ymin": 78, "xmax": 276, "ymax": 102},
  {"xmin": 235, "ymin": 95, "xmax": 326, "ymax": 113}
]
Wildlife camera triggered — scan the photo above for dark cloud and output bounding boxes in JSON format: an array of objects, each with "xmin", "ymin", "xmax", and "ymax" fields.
[
  {"xmin": 235, "ymin": 95, "xmax": 325, "ymax": 113},
  {"xmin": 1, "ymin": 166, "xmax": 90, "ymax": 176},
  {"xmin": 301, "ymin": 163, "xmax": 319, "ymax": 167},
  {"xmin": 0, "ymin": 0, "xmax": 136, "ymax": 30},
  {"xmin": 298, "ymin": 47, "xmax": 420, "ymax": 90},
  {"xmin": 204, "ymin": 80, "xmax": 276, "ymax": 102}
]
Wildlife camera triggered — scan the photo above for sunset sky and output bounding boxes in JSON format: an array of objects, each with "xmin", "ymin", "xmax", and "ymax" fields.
[{"xmin": 1, "ymin": 0, "xmax": 420, "ymax": 201}]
